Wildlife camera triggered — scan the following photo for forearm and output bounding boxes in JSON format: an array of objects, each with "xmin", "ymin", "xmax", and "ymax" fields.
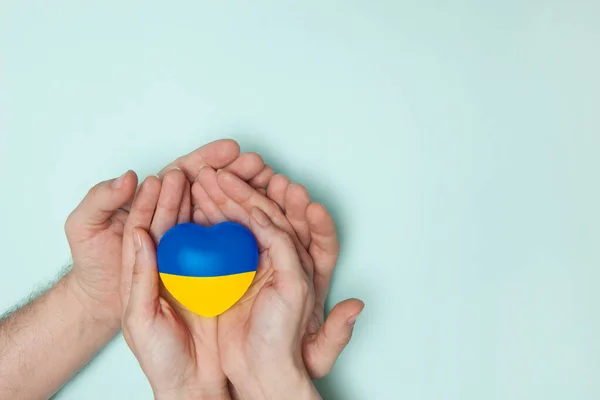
[{"xmin": 0, "ymin": 272, "xmax": 120, "ymax": 398}]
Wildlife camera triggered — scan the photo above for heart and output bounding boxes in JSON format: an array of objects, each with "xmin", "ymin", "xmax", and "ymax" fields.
[{"xmin": 156, "ymin": 222, "xmax": 259, "ymax": 318}]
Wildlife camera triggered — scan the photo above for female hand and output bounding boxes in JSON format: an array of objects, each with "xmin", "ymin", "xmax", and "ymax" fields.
[
  {"xmin": 194, "ymin": 167, "xmax": 365, "ymax": 379},
  {"xmin": 220, "ymin": 208, "xmax": 323, "ymax": 400},
  {"xmin": 121, "ymin": 170, "xmax": 229, "ymax": 399}
]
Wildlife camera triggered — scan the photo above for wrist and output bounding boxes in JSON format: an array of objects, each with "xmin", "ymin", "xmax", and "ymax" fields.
[
  {"xmin": 154, "ymin": 387, "xmax": 231, "ymax": 400},
  {"xmin": 229, "ymin": 364, "xmax": 320, "ymax": 400},
  {"xmin": 153, "ymin": 379, "xmax": 231, "ymax": 400},
  {"xmin": 154, "ymin": 388, "xmax": 187, "ymax": 400},
  {"xmin": 64, "ymin": 271, "xmax": 121, "ymax": 334}
]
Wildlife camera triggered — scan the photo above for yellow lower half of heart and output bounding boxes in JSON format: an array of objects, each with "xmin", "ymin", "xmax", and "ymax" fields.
[{"xmin": 159, "ymin": 271, "xmax": 256, "ymax": 318}]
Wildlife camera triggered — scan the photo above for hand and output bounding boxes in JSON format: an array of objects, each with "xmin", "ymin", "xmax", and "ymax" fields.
[
  {"xmin": 121, "ymin": 173, "xmax": 217, "ymax": 399},
  {"xmin": 65, "ymin": 170, "xmax": 138, "ymax": 326},
  {"xmin": 120, "ymin": 145, "xmax": 277, "ymax": 398},
  {"xmin": 121, "ymin": 170, "xmax": 231, "ymax": 399},
  {"xmin": 65, "ymin": 139, "xmax": 271, "ymax": 327},
  {"xmin": 122, "ymin": 225, "xmax": 199, "ymax": 399},
  {"xmin": 193, "ymin": 167, "xmax": 364, "ymax": 379},
  {"xmin": 222, "ymin": 208, "xmax": 323, "ymax": 400}
]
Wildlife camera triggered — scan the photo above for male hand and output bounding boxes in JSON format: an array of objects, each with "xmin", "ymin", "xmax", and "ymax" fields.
[
  {"xmin": 65, "ymin": 139, "xmax": 270, "ymax": 327},
  {"xmin": 65, "ymin": 170, "xmax": 138, "ymax": 326}
]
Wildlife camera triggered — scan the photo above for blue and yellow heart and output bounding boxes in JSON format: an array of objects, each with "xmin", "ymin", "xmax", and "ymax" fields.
[{"xmin": 156, "ymin": 222, "xmax": 259, "ymax": 318}]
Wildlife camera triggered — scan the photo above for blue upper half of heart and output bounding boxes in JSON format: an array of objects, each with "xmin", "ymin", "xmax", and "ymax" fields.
[{"xmin": 156, "ymin": 222, "xmax": 259, "ymax": 277}]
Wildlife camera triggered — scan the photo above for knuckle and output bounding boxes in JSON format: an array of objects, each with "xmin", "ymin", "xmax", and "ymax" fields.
[
  {"xmin": 163, "ymin": 168, "xmax": 184, "ymax": 182},
  {"xmin": 131, "ymin": 272, "xmax": 143, "ymax": 285},
  {"xmin": 245, "ymin": 151, "xmax": 264, "ymax": 165},
  {"xmin": 273, "ymin": 173, "xmax": 290, "ymax": 185},
  {"xmin": 265, "ymin": 199, "xmax": 280, "ymax": 215},
  {"xmin": 262, "ymin": 165, "xmax": 274, "ymax": 175},
  {"xmin": 130, "ymin": 265, "xmax": 147, "ymax": 285},
  {"xmin": 135, "ymin": 202, "xmax": 158, "ymax": 215},
  {"xmin": 157, "ymin": 200, "xmax": 180, "ymax": 213},
  {"xmin": 289, "ymin": 183, "xmax": 308, "ymax": 197}
]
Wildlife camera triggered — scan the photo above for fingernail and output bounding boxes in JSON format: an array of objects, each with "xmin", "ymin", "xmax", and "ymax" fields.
[
  {"xmin": 347, "ymin": 313, "xmax": 361, "ymax": 326},
  {"xmin": 133, "ymin": 229, "xmax": 142, "ymax": 251},
  {"xmin": 113, "ymin": 171, "xmax": 127, "ymax": 189},
  {"xmin": 252, "ymin": 208, "xmax": 270, "ymax": 227},
  {"xmin": 153, "ymin": 174, "xmax": 161, "ymax": 181}
]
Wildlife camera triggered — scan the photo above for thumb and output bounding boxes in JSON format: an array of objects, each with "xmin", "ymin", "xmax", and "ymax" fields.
[
  {"xmin": 124, "ymin": 227, "xmax": 160, "ymax": 317},
  {"xmin": 304, "ymin": 298, "xmax": 365, "ymax": 378},
  {"xmin": 67, "ymin": 170, "xmax": 138, "ymax": 228}
]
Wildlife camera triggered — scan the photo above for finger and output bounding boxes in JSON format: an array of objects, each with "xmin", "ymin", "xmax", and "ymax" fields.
[
  {"xmin": 218, "ymin": 171, "xmax": 314, "ymax": 274},
  {"xmin": 303, "ymin": 299, "xmax": 365, "ymax": 379},
  {"xmin": 307, "ymin": 202, "xmax": 340, "ymax": 311},
  {"xmin": 126, "ymin": 228, "xmax": 161, "ymax": 316},
  {"xmin": 67, "ymin": 170, "xmax": 137, "ymax": 229},
  {"xmin": 157, "ymin": 139, "xmax": 241, "ymax": 182},
  {"xmin": 191, "ymin": 177, "xmax": 226, "ymax": 225},
  {"xmin": 192, "ymin": 205, "xmax": 210, "ymax": 226},
  {"xmin": 249, "ymin": 208, "xmax": 304, "ymax": 279},
  {"xmin": 284, "ymin": 183, "xmax": 311, "ymax": 248},
  {"xmin": 125, "ymin": 177, "xmax": 162, "ymax": 231},
  {"xmin": 222, "ymin": 152, "xmax": 264, "ymax": 181},
  {"xmin": 149, "ymin": 169, "xmax": 186, "ymax": 243},
  {"xmin": 197, "ymin": 165, "xmax": 251, "ymax": 226},
  {"xmin": 248, "ymin": 165, "xmax": 274, "ymax": 190},
  {"xmin": 177, "ymin": 180, "xmax": 192, "ymax": 224},
  {"xmin": 266, "ymin": 174, "xmax": 290, "ymax": 210},
  {"xmin": 217, "ymin": 170, "xmax": 295, "ymax": 235},
  {"xmin": 121, "ymin": 176, "xmax": 161, "ymax": 310}
]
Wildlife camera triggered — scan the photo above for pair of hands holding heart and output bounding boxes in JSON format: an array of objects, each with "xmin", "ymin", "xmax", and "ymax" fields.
[{"xmin": 72, "ymin": 140, "xmax": 365, "ymax": 399}]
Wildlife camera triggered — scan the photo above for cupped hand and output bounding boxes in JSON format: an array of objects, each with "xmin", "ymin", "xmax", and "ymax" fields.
[
  {"xmin": 121, "ymin": 170, "xmax": 229, "ymax": 399},
  {"xmin": 65, "ymin": 170, "xmax": 138, "ymax": 326},
  {"xmin": 194, "ymin": 167, "xmax": 364, "ymax": 379},
  {"xmin": 122, "ymin": 223, "xmax": 200, "ymax": 400},
  {"xmin": 65, "ymin": 139, "xmax": 270, "ymax": 326},
  {"xmin": 219, "ymin": 208, "xmax": 322, "ymax": 400}
]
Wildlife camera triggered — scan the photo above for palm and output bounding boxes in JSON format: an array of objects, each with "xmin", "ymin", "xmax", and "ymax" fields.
[
  {"xmin": 122, "ymin": 169, "xmax": 230, "ymax": 391},
  {"xmin": 66, "ymin": 208, "xmax": 129, "ymax": 316},
  {"xmin": 126, "ymin": 299, "xmax": 197, "ymax": 391},
  {"xmin": 193, "ymin": 169, "xmax": 363, "ymax": 379},
  {"xmin": 160, "ymin": 290, "xmax": 222, "ymax": 385},
  {"xmin": 218, "ymin": 252, "xmax": 309, "ymax": 368}
]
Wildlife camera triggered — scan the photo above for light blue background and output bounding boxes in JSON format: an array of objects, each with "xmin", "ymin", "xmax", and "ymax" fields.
[{"xmin": 1, "ymin": 1, "xmax": 599, "ymax": 399}]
